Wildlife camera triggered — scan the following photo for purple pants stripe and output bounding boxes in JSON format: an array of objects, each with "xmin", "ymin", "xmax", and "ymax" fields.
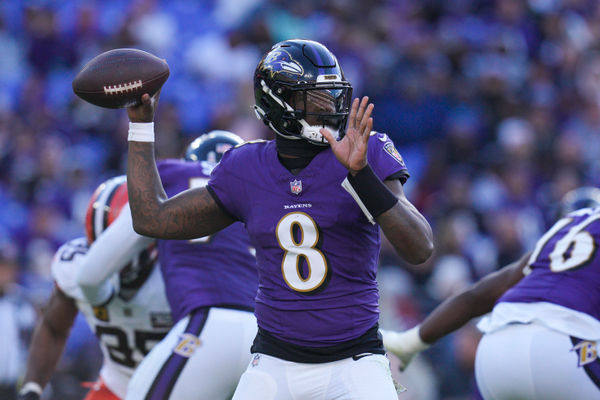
[{"xmin": 144, "ymin": 308, "xmax": 210, "ymax": 400}]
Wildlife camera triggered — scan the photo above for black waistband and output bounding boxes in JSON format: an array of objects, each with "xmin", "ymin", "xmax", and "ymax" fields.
[{"xmin": 251, "ymin": 324, "xmax": 385, "ymax": 363}]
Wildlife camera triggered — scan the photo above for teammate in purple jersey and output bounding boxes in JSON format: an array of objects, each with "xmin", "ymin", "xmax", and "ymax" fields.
[
  {"xmin": 383, "ymin": 186, "xmax": 600, "ymax": 399},
  {"xmin": 156, "ymin": 131, "xmax": 257, "ymax": 323},
  {"xmin": 125, "ymin": 131, "xmax": 259, "ymax": 400},
  {"xmin": 124, "ymin": 39, "xmax": 433, "ymax": 399}
]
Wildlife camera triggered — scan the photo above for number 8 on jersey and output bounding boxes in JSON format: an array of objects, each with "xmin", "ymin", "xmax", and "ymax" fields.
[{"xmin": 276, "ymin": 212, "xmax": 330, "ymax": 293}]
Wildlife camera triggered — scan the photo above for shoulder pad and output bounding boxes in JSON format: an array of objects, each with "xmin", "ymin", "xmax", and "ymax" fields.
[{"xmin": 51, "ymin": 238, "xmax": 89, "ymax": 300}]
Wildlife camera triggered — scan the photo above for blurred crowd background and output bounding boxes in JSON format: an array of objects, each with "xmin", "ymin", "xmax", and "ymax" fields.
[{"xmin": 1, "ymin": 0, "xmax": 600, "ymax": 399}]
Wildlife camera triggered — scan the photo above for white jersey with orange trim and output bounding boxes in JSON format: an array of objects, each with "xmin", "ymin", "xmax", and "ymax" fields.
[{"xmin": 51, "ymin": 237, "xmax": 172, "ymax": 399}]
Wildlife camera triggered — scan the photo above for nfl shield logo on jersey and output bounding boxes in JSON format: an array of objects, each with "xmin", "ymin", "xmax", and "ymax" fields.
[{"xmin": 290, "ymin": 179, "xmax": 302, "ymax": 195}]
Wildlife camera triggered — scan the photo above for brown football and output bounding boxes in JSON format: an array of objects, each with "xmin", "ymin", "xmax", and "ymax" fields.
[{"xmin": 72, "ymin": 48, "xmax": 170, "ymax": 109}]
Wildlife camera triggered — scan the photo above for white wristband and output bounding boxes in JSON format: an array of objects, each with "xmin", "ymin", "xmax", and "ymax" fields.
[
  {"xmin": 403, "ymin": 325, "xmax": 430, "ymax": 352},
  {"xmin": 128, "ymin": 122, "xmax": 155, "ymax": 142},
  {"xmin": 19, "ymin": 382, "xmax": 43, "ymax": 396}
]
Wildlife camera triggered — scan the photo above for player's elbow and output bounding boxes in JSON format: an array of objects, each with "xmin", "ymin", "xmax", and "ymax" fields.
[
  {"xmin": 405, "ymin": 240, "xmax": 434, "ymax": 265},
  {"xmin": 42, "ymin": 312, "xmax": 72, "ymax": 340},
  {"xmin": 75, "ymin": 266, "xmax": 90, "ymax": 287},
  {"xmin": 131, "ymin": 220, "xmax": 148, "ymax": 236},
  {"xmin": 132, "ymin": 224, "xmax": 158, "ymax": 239},
  {"xmin": 130, "ymin": 217, "xmax": 157, "ymax": 238},
  {"xmin": 75, "ymin": 267, "xmax": 100, "ymax": 289}
]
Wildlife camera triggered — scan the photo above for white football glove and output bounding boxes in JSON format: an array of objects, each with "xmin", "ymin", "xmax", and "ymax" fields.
[{"xmin": 381, "ymin": 326, "xmax": 430, "ymax": 371}]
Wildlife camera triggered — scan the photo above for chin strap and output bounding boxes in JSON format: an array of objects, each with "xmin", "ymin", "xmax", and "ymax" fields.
[
  {"xmin": 298, "ymin": 119, "xmax": 340, "ymax": 145},
  {"xmin": 257, "ymin": 79, "xmax": 342, "ymax": 145}
]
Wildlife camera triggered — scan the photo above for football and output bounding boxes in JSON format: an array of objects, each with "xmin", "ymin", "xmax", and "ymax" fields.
[{"xmin": 72, "ymin": 48, "xmax": 170, "ymax": 109}]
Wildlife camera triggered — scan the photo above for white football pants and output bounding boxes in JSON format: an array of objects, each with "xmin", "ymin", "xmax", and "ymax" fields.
[
  {"xmin": 126, "ymin": 307, "xmax": 257, "ymax": 400},
  {"xmin": 231, "ymin": 352, "xmax": 400, "ymax": 400},
  {"xmin": 475, "ymin": 322, "xmax": 600, "ymax": 399}
]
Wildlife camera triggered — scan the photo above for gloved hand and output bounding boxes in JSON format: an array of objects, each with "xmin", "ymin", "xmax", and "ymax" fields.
[{"xmin": 381, "ymin": 326, "xmax": 430, "ymax": 371}]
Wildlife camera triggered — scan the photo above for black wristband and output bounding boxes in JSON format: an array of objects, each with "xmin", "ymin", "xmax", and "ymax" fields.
[{"xmin": 346, "ymin": 165, "xmax": 398, "ymax": 218}]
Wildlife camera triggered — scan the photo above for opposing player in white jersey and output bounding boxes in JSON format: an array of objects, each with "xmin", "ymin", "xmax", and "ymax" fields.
[
  {"xmin": 18, "ymin": 176, "xmax": 172, "ymax": 400},
  {"xmin": 382, "ymin": 187, "xmax": 600, "ymax": 399}
]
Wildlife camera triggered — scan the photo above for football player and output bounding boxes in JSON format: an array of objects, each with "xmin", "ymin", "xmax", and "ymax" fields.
[
  {"xmin": 124, "ymin": 131, "xmax": 258, "ymax": 399},
  {"xmin": 382, "ymin": 187, "xmax": 600, "ymax": 399},
  {"xmin": 18, "ymin": 176, "xmax": 172, "ymax": 400},
  {"xmin": 124, "ymin": 39, "xmax": 434, "ymax": 399}
]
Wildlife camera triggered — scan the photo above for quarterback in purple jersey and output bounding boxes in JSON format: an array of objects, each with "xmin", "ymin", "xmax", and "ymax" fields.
[
  {"xmin": 124, "ymin": 39, "xmax": 433, "ymax": 399},
  {"xmin": 123, "ymin": 131, "xmax": 259, "ymax": 400},
  {"xmin": 383, "ymin": 187, "xmax": 600, "ymax": 399}
]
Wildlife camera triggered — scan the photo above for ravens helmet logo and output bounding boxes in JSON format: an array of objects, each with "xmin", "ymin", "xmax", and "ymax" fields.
[{"xmin": 263, "ymin": 49, "xmax": 304, "ymax": 77}]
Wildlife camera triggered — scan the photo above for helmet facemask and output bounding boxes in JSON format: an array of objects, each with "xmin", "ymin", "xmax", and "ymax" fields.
[
  {"xmin": 288, "ymin": 83, "xmax": 352, "ymax": 145},
  {"xmin": 255, "ymin": 79, "xmax": 352, "ymax": 146}
]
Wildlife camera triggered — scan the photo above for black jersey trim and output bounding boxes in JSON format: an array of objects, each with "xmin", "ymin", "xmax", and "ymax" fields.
[
  {"xmin": 277, "ymin": 154, "xmax": 313, "ymax": 171},
  {"xmin": 250, "ymin": 324, "xmax": 385, "ymax": 363}
]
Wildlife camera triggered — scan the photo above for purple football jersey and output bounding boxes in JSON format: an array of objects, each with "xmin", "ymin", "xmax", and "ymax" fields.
[
  {"xmin": 208, "ymin": 133, "xmax": 409, "ymax": 347},
  {"xmin": 157, "ymin": 159, "xmax": 258, "ymax": 323},
  {"xmin": 499, "ymin": 208, "xmax": 600, "ymax": 321}
]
